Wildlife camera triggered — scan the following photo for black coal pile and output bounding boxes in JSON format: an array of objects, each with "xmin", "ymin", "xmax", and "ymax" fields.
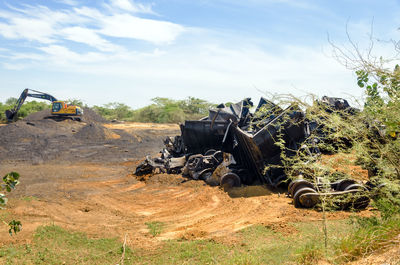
[
  {"xmin": 22, "ymin": 107, "xmax": 107, "ymax": 123},
  {"xmin": 0, "ymin": 108, "xmax": 142, "ymax": 163},
  {"xmin": 22, "ymin": 109, "xmax": 52, "ymax": 121},
  {"xmin": 82, "ymin": 107, "xmax": 109, "ymax": 123},
  {"xmin": 75, "ymin": 123, "xmax": 108, "ymax": 142}
]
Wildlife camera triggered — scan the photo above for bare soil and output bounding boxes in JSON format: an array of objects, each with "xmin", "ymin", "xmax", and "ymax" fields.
[
  {"xmin": 0, "ymin": 113, "xmax": 382, "ymax": 258},
  {"xmin": 1, "ymin": 161, "xmax": 375, "ymax": 249}
]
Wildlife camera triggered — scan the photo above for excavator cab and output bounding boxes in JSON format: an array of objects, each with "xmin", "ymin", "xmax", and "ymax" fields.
[{"xmin": 52, "ymin": 102, "xmax": 62, "ymax": 113}]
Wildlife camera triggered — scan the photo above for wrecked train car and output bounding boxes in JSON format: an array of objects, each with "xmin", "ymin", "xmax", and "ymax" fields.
[{"xmin": 135, "ymin": 96, "xmax": 372, "ymax": 209}]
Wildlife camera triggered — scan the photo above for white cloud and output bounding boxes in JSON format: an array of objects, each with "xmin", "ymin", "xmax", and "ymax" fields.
[
  {"xmin": 109, "ymin": 0, "xmax": 154, "ymax": 14},
  {"xmin": 269, "ymin": 0, "xmax": 319, "ymax": 10},
  {"xmin": 0, "ymin": 17, "xmax": 55, "ymax": 43},
  {"xmin": 73, "ymin": 6, "xmax": 104, "ymax": 20},
  {"xmin": 39, "ymin": 45, "xmax": 108, "ymax": 64},
  {"xmin": 54, "ymin": 0, "xmax": 79, "ymax": 6},
  {"xmin": 99, "ymin": 14, "xmax": 185, "ymax": 43},
  {"xmin": 2, "ymin": 62, "xmax": 28, "ymax": 70},
  {"xmin": 60, "ymin": 26, "xmax": 122, "ymax": 52},
  {"xmin": 0, "ymin": 1, "xmax": 186, "ymax": 46},
  {"xmin": 200, "ymin": 0, "xmax": 320, "ymax": 11},
  {"xmin": 9, "ymin": 53, "xmax": 45, "ymax": 61}
]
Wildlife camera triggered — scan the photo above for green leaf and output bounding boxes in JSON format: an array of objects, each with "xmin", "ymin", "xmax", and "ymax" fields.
[
  {"xmin": 0, "ymin": 194, "xmax": 7, "ymax": 206},
  {"xmin": 3, "ymin": 172, "xmax": 20, "ymax": 192},
  {"xmin": 8, "ymin": 220, "xmax": 22, "ymax": 236}
]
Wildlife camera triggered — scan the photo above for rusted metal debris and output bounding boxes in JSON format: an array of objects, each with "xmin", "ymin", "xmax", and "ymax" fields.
[{"xmin": 135, "ymin": 96, "xmax": 377, "ymax": 209}]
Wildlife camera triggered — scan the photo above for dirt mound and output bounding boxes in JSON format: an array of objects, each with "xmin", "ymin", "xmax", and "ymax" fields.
[
  {"xmin": 82, "ymin": 108, "xmax": 109, "ymax": 123},
  {"xmin": 23, "ymin": 107, "xmax": 107, "ymax": 124},
  {"xmin": 0, "ymin": 119, "xmax": 85, "ymax": 162},
  {"xmin": 23, "ymin": 109, "xmax": 52, "ymax": 121},
  {"xmin": 74, "ymin": 123, "xmax": 107, "ymax": 141},
  {"xmin": 137, "ymin": 173, "xmax": 187, "ymax": 186}
]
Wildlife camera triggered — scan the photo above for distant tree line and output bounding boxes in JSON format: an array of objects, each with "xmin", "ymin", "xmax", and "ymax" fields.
[
  {"xmin": 92, "ymin": 97, "xmax": 214, "ymax": 123},
  {"xmin": 0, "ymin": 97, "xmax": 215, "ymax": 123}
]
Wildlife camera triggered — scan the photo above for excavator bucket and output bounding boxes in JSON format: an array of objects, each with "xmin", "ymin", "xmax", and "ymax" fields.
[{"xmin": 5, "ymin": 109, "xmax": 16, "ymax": 122}]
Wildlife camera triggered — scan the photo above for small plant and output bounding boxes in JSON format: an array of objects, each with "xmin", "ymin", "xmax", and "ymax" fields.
[
  {"xmin": 20, "ymin": 196, "xmax": 38, "ymax": 202},
  {"xmin": 145, "ymin": 221, "xmax": 165, "ymax": 237},
  {"xmin": 0, "ymin": 172, "xmax": 22, "ymax": 235},
  {"xmin": 8, "ymin": 220, "xmax": 22, "ymax": 236},
  {"xmin": 1, "ymin": 172, "xmax": 20, "ymax": 195}
]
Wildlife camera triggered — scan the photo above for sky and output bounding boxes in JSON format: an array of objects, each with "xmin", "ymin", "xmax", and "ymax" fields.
[{"xmin": 0, "ymin": 0, "xmax": 399, "ymax": 108}]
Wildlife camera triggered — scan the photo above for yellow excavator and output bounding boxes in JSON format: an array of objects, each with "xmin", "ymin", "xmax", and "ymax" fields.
[{"xmin": 5, "ymin": 88, "xmax": 83, "ymax": 122}]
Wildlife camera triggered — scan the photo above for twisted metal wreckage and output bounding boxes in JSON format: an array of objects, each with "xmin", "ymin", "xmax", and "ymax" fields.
[{"xmin": 135, "ymin": 96, "xmax": 376, "ymax": 209}]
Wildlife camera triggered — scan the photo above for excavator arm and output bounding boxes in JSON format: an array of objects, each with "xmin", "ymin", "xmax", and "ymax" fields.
[{"xmin": 5, "ymin": 88, "xmax": 58, "ymax": 121}]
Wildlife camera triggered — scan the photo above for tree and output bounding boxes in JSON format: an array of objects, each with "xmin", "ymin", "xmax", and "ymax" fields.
[
  {"xmin": 327, "ymin": 23, "xmax": 400, "ymax": 215},
  {"xmin": 328, "ymin": 24, "xmax": 400, "ymax": 180},
  {"xmin": 5, "ymin": 97, "xmax": 17, "ymax": 105}
]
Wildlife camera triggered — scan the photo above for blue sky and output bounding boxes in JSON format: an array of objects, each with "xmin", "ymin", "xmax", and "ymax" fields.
[{"xmin": 0, "ymin": 0, "xmax": 399, "ymax": 108}]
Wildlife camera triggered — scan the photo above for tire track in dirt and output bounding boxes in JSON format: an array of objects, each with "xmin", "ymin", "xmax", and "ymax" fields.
[{"xmin": 0, "ymin": 164, "xmax": 375, "ymax": 249}]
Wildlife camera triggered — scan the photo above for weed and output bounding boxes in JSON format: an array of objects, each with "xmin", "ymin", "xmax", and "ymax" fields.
[
  {"xmin": 20, "ymin": 196, "xmax": 38, "ymax": 202},
  {"xmin": 335, "ymin": 215, "xmax": 400, "ymax": 263},
  {"xmin": 145, "ymin": 221, "xmax": 165, "ymax": 237},
  {"xmin": 296, "ymin": 242, "xmax": 324, "ymax": 265}
]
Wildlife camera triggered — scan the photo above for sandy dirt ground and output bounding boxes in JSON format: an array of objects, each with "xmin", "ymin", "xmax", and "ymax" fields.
[
  {"xmin": 0, "ymin": 160, "xmax": 376, "ymax": 249},
  {"xmin": 0, "ymin": 120, "xmax": 397, "ymax": 264}
]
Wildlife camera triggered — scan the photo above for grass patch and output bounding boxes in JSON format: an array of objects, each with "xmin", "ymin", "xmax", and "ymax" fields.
[
  {"xmin": 0, "ymin": 225, "xmax": 137, "ymax": 265},
  {"xmin": 145, "ymin": 221, "xmax": 165, "ymax": 237},
  {"xmin": 1, "ymin": 218, "xmax": 397, "ymax": 264},
  {"xmin": 295, "ymin": 242, "xmax": 324, "ymax": 265},
  {"xmin": 141, "ymin": 220, "xmax": 353, "ymax": 265},
  {"xmin": 334, "ymin": 215, "xmax": 400, "ymax": 263},
  {"xmin": 148, "ymin": 239, "xmax": 229, "ymax": 265},
  {"xmin": 20, "ymin": 196, "xmax": 38, "ymax": 202}
]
